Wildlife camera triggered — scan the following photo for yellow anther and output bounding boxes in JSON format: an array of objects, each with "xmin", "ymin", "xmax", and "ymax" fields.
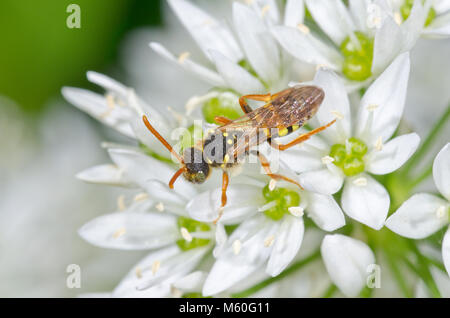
[
  {"xmin": 113, "ymin": 227, "xmax": 126, "ymax": 239},
  {"xmin": 264, "ymin": 235, "xmax": 275, "ymax": 247}
]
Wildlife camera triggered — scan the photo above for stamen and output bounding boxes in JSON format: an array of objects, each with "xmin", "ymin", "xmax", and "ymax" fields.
[
  {"xmin": 353, "ymin": 177, "xmax": 368, "ymax": 186},
  {"xmin": 258, "ymin": 200, "xmax": 278, "ymax": 212},
  {"xmin": 155, "ymin": 202, "xmax": 165, "ymax": 212},
  {"xmin": 316, "ymin": 63, "xmax": 329, "ymax": 71},
  {"xmin": 178, "ymin": 52, "xmax": 190, "ymax": 64},
  {"xmin": 264, "ymin": 235, "xmax": 275, "ymax": 247},
  {"xmin": 170, "ymin": 286, "xmax": 183, "ymax": 298},
  {"xmin": 117, "ymin": 195, "xmax": 126, "ymax": 211},
  {"xmin": 288, "ymin": 206, "xmax": 304, "ymax": 217},
  {"xmin": 269, "ymin": 179, "xmax": 277, "ymax": 191},
  {"xmin": 331, "ymin": 110, "xmax": 344, "ymax": 120},
  {"xmin": 261, "ymin": 5, "xmax": 270, "ymax": 17},
  {"xmin": 321, "ymin": 155, "xmax": 335, "ymax": 164},
  {"xmin": 366, "ymin": 104, "xmax": 379, "ymax": 112},
  {"xmin": 151, "ymin": 260, "xmax": 161, "ymax": 275},
  {"xmin": 134, "ymin": 192, "xmax": 149, "ymax": 202},
  {"xmin": 113, "ymin": 228, "xmax": 126, "ymax": 239},
  {"xmin": 394, "ymin": 11, "xmax": 402, "ymax": 25},
  {"xmin": 232, "ymin": 240, "xmax": 242, "ymax": 255},
  {"xmin": 180, "ymin": 227, "xmax": 193, "ymax": 242},
  {"xmin": 374, "ymin": 136, "xmax": 383, "ymax": 151},
  {"xmin": 297, "ymin": 23, "xmax": 310, "ymax": 34},
  {"xmin": 436, "ymin": 206, "xmax": 448, "ymax": 220},
  {"xmin": 100, "ymin": 94, "xmax": 115, "ymax": 118},
  {"xmin": 135, "ymin": 267, "xmax": 143, "ymax": 279},
  {"xmin": 167, "ymin": 106, "xmax": 184, "ymax": 125}
]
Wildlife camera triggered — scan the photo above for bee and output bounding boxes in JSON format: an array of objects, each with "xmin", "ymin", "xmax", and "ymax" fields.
[{"xmin": 142, "ymin": 86, "xmax": 336, "ymax": 223}]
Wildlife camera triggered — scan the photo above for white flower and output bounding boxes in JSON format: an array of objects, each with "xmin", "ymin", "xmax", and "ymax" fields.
[
  {"xmin": 281, "ymin": 53, "xmax": 419, "ymax": 230},
  {"xmin": 386, "ymin": 143, "xmax": 450, "ymax": 277},
  {"xmin": 272, "ymin": 0, "xmax": 425, "ymax": 89},
  {"xmin": 62, "ymin": 72, "xmax": 189, "ymax": 159},
  {"xmin": 321, "ymin": 234, "xmax": 375, "ymax": 297},
  {"xmin": 75, "ymin": 143, "xmax": 223, "ymax": 297},
  {"xmin": 187, "ymin": 161, "xmax": 345, "ymax": 296},
  {"xmin": 387, "ymin": 0, "xmax": 450, "ymax": 38},
  {"xmin": 151, "ymin": 0, "xmax": 304, "ymax": 98}
]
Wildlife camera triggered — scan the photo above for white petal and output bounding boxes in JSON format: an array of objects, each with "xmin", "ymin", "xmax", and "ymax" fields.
[
  {"xmin": 313, "ymin": 69, "xmax": 352, "ymax": 143},
  {"xmin": 342, "ymin": 174, "xmax": 389, "ymax": 230},
  {"xmin": 108, "ymin": 148, "xmax": 197, "ymax": 198},
  {"xmin": 173, "ymin": 271, "xmax": 207, "ymax": 292},
  {"xmin": 86, "ymin": 71, "xmax": 129, "ymax": 99},
  {"xmin": 299, "ymin": 165, "xmax": 344, "ymax": 195},
  {"xmin": 78, "ymin": 212, "xmax": 178, "ymax": 250},
  {"xmin": 400, "ymin": 0, "xmax": 427, "ymax": 50},
  {"xmin": 209, "ymin": 50, "xmax": 265, "ymax": 94},
  {"xmin": 349, "ymin": 0, "xmax": 370, "ymax": 33},
  {"xmin": 284, "ymin": 0, "xmax": 305, "ymax": 27},
  {"xmin": 62, "ymin": 87, "xmax": 135, "ymax": 138},
  {"xmin": 321, "ymin": 234, "xmax": 375, "ymax": 297},
  {"xmin": 356, "ymin": 52, "xmax": 410, "ymax": 144},
  {"xmin": 143, "ymin": 180, "xmax": 189, "ymax": 215},
  {"xmin": 76, "ymin": 164, "xmax": 134, "ymax": 187},
  {"xmin": 203, "ymin": 216, "xmax": 273, "ymax": 295},
  {"xmin": 424, "ymin": 12, "xmax": 450, "ymax": 38},
  {"xmin": 443, "ymin": 227, "xmax": 450, "ymax": 277},
  {"xmin": 150, "ymin": 42, "xmax": 225, "ymax": 87},
  {"xmin": 366, "ymin": 133, "xmax": 420, "ymax": 175},
  {"xmin": 304, "ymin": 192, "xmax": 346, "ymax": 231},
  {"xmin": 267, "ymin": 216, "xmax": 304, "ymax": 276},
  {"xmin": 271, "ymin": 26, "xmax": 343, "ymax": 70},
  {"xmin": 233, "ymin": 2, "xmax": 280, "ymax": 84},
  {"xmin": 372, "ymin": 16, "xmax": 404, "ymax": 75},
  {"xmin": 305, "ymin": 0, "xmax": 356, "ymax": 45},
  {"xmin": 187, "ymin": 184, "xmax": 264, "ymax": 224},
  {"xmin": 114, "ymin": 246, "xmax": 208, "ymax": 297},
  {"xmin": 167, "ymin": 0, "xmax": 242, "ymax": 62},
  {"xmin": 433, "ymin": 143, "xmax": 450, "ymax": 200},
  {"xmin": 386, "ymin": 193, "xmax": 449, "ymax": 239}
]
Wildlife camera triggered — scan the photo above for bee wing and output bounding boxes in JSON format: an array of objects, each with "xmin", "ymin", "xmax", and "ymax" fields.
[{"xmin": 219, "ymin": 107, "xmax": 274, "ymax": 159}]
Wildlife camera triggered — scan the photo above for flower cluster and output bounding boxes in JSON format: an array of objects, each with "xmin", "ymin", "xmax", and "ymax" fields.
[{"xmin": 64, "ymin": 0, "xmax": 450, "ymax": 297}]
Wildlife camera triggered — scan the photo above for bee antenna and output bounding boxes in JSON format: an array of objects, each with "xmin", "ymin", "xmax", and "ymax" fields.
[
  {"xmin": 169, "ymin": 167, "xmax": 186, "ymax": 189},
  {"xmin": 142, "ymin": 115, "xmax": 184, "ymax": 164}
]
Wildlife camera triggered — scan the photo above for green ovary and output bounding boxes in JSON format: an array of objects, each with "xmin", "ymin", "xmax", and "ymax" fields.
[
  {"xmin": 202, "ymin": 94, "xmax": 242, "ymax": 124},
  {"xmin": 180, "ymin": 124, "xmax": 203, "ymax": 153},
  {"xmin": 340, "ymin": 32, "xmax": 374, "ymax": 81},
  {"xmin": 329, "ymin": 137, "xmax": 367, "ymax": 177},
  {"xmin": 176, "ymin": 216, "xmax": 211, "ymax": 251},
  {"xmin": 262, "ymin": 184, "xmax": 300, "ymax": 221},
  {"xmin": 401, "ymin": 0, "xmax": 436, "ymax": 27}
]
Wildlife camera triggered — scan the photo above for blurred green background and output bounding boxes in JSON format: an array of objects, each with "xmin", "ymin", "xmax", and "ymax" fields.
[{"xmin": 0, "ymin": 0, "xmax": 162, "ymax": 115}]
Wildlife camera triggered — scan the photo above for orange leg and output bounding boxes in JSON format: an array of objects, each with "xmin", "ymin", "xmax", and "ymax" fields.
[
  {"xmin": 213, "ymin": 171, "xmax": 229, "ymax": 224},
  {"xmin": 239, "ymin": 93, "xmax": 272, "ymax": 114},
  {"xmin": 253, "ymin": 150, "xmax": 303, "ymax": 190},
  {"xmin": 214, "ymin": 116, "xmax": 233, "ymax": 125},
  {"xmin": 270, "ymin": 119, "xmax": 336, "ymax": 151}
]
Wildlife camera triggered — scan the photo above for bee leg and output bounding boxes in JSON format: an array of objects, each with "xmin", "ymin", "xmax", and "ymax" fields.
[
  {"xmin": 269, "ymin": 119, "xmax": 337, "ymax": 151},
  {"xmin": 213, "ymin": 171, "xmax": 229, "ymax": 224},
  {"xmin": 252, "ymin": 150, "xmax": 304, "ymax": 190},
  {"xmin": 214, "ymin": 116, "xmax": 233, "ymax": 125},
  {"xmin": 239, "ymin": 93, "xmax": 272, "ymax": 114}
]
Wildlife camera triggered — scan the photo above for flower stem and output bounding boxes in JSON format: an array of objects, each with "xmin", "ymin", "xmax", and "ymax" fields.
[
  {"xmin": 384, "ymin": 249, "xmax": 413, "ymax": 298},
  {"xmin": 401, "ymin": 104, "xmax": 450, "ymax": 177},
  {"xmin": 322, "ymin": 284, "xmax": 337, "ymax": 298},
  {"xmin": 231, "ymin": 250, "xmax": 321, "ymax": 298}
]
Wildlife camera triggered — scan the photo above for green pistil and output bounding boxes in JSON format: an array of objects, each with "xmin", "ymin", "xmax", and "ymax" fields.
[
  {"xmin": 176, "ymin": 216, "xmax": 211, "ymax": 251},
  {"xmin": 238, "ymin": 59, "xmax": 258, "ymax": 78},
  {"xmin": 401, "ymin": 0, "xmax": 436, "ymax": 27},
  {"xmin": 329, "ymin": 137, "xmax": 367, "ymax": 176},
  {"xmin": 202, "ymin": 94, "xmax": 242, "ymax": 125},
  {"xmin": 340, "ymin": 32, "xmax": 373, "ymax": 81},
  {"xmin": 262, "ymin": 184, "xmax": 300, "ymax": 221},
  {"xmin": 180, "ymin": 124, "xmax": 203, "ymax": 153}
]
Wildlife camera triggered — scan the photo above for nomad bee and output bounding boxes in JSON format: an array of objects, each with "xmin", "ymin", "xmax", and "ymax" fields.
[{"xmin": 142, "ymin": 86, "xmax": 336, "ymax": 223}]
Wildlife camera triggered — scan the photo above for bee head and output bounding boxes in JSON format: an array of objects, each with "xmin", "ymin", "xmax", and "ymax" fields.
[{"xmin": 182, "ymin": 147, "xmax": 210, "ymax": 184}]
